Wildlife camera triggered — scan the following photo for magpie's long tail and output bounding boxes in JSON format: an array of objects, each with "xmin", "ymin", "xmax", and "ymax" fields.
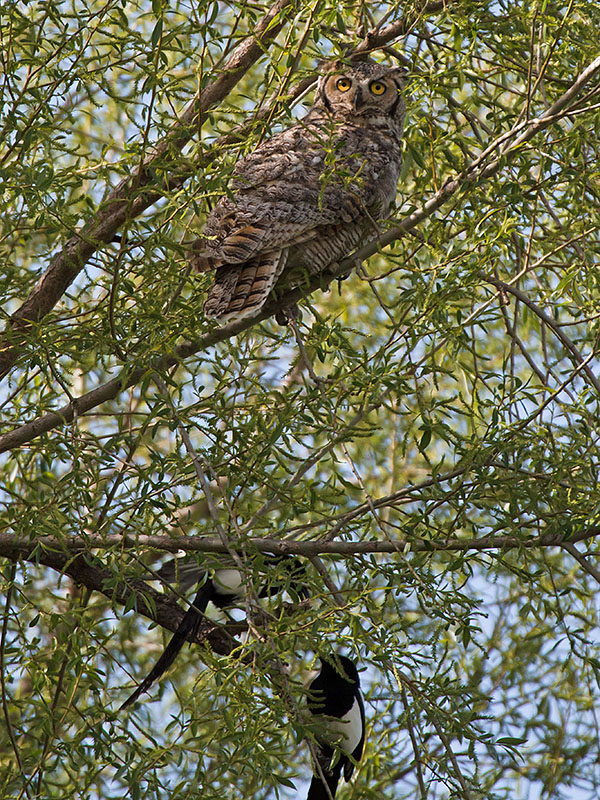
[
  {"xmin": 306, "ymin": 761, "xmax": 342, "ymax": 800},
  {"xmin": 119, "ymin": 586, "xmax": 210, "ymax": 709}
]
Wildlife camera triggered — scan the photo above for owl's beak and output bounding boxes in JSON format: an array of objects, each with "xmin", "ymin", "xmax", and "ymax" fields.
[{"xmin": 353, "ymin": 88, "xmax": 366, "ymax": 110}]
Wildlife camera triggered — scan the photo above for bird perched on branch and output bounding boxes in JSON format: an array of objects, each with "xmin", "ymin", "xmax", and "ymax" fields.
[
  {"xmin": 190, "ymin": 58, "xmax": 406, "ymax": 321},
  {"xmin": 120, "ymin": 554, "xmax": 307, "ymax": 709},
  {"xmin": 306, "ymin": 654, "xmax": 365, "ymax": 800}
]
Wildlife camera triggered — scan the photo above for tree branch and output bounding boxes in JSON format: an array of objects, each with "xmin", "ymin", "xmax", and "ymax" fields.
[
  {"xmin": 562, "ymin": 541, "xmax": 600, "ymax": 586},
  {"xmin": 1, "ymin": 526, "xmax": 598, "ymax": 561},
  {"xmin": 0, "ymin": 542, "xmax": 236, "ymax": 655},
  {"xmin": 480, "ymin": 272, "xmax": 600, "ymax": 395}
]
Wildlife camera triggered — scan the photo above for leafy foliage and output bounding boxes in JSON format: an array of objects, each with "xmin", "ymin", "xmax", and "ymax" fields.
[{"xmin": 2, "ymin": 1, "xmax": 600, "ymax": 798}]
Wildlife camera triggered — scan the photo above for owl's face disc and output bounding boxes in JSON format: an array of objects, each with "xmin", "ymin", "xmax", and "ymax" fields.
[{"xmin": 320, "ymin": 61, "xmax": 405, "ymax": 122}]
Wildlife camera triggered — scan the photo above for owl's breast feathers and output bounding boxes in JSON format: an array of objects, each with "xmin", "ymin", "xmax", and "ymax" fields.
[{"xmin": 191, "ymin": 115, "xmax": 403, "ymax": 320}]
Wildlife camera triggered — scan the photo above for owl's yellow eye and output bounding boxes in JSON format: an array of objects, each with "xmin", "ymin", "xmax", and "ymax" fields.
[
  {"xmin": 370, "ymin": 81, "xmax": 387, "ymax": 96},
  {"xmin": 336, "ymin": 77, "xmax": 352, "ymax": 92}
]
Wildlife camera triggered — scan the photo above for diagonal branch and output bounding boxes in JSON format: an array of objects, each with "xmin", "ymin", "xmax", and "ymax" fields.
[
  {"xmin": 480, "ymin": 272, "xmax": 600, "ymax": 395},
  {"xmin": 0, "ymin": 540, "xmax": 236, "ymax": 655},
  {"xmin": 562, "ymin": 541, "xmax": 600, "ymax": 586}
]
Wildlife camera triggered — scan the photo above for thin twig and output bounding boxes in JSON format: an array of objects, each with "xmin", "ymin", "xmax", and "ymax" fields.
[
  {"xmin": 480, "ymin": 272, "xmax": 600, "ymax": 395},
  {"xmin": 400, "ymin": 685, "xmax": 427, "ymax": 799}
]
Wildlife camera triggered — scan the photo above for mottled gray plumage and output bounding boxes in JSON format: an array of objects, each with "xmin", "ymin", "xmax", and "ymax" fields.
[{"xmin": 191, "ymin": 59, "xmax": 406, "ymax": 321}]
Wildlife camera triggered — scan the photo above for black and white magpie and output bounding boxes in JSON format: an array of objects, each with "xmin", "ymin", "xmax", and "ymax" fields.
[
  {"xmin": 306, "ymin": 654, "xmax": 365, "ymax": 800},
  {"xmin": 120, "ymin": 554, "xmax": 307, "ymax": 710}
]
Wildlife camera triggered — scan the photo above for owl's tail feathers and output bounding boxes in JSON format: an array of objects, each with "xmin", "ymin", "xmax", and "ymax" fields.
[{"xmin": 204, "ymin": 250, "xmax": 288, "ymax": 321}]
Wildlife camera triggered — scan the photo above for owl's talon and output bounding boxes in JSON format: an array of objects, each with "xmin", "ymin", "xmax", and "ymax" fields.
[
  {"xmin": 337, "ymin": 263, "xmax": 357, "ymax": 289},
  {"xmin": 275, "ymin": 303, "xmax": 301, "ymax": 326}
]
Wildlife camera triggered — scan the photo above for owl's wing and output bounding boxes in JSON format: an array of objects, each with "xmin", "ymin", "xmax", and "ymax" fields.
[
  {"xmin": 190, "ymin": 124, "xmax": 367, "ymax": 272},
  {"xmin": 191, "ymin": 124, "xmax": 376, "ymax": 320},
  {"xmin": 190, "ymin": 213, "xmax": 317, "ymax": 273}
]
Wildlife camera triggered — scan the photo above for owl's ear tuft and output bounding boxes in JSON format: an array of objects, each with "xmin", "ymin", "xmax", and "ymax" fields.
[
  {"xmin": 387, "ymin": 66, "xmax": 408, "ymax": 90},
  {"xmin": 317, "ymin": 58, "xmax": 352, "ymax": 75}
]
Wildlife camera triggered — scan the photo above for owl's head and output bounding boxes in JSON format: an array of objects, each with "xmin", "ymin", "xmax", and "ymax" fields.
[{"xmin": 314, "ymin": 59, "xmax": 406, "ymax": 133}]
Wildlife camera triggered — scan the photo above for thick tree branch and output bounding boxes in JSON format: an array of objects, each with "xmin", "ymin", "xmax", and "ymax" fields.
[{"xmin": 0, "ymin": 542, "xmax": 236, "ymax": 655}]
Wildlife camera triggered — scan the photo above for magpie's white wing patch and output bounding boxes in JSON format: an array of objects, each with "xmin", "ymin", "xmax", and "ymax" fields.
[
  {"xmin": 213, "ymin": 569, "xmax": 244, "ymax": 595},
  {"xmin": 327, "ymin": 694, "xmax": 364, "ymax": 755}
]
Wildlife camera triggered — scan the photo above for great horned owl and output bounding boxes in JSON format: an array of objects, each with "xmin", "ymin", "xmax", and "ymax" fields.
[{"xmin": 190, "ymin": 59, "xmax": 406, "ymax": 321}]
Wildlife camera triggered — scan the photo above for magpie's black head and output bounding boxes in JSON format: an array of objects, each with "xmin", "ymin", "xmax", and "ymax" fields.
[{"xmin": 319, "ymin": 654, "xmax": 360, "ymax": 686}]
